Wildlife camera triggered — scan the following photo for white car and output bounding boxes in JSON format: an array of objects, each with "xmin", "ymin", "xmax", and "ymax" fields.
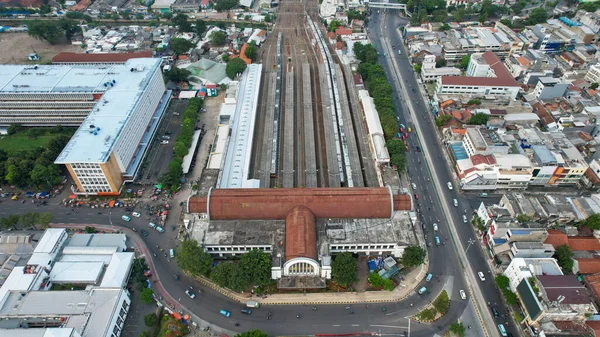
[
  {"xmin": 478, "ymin": 272, "xmax": 486, "ymax": 281},
  {"xmin": 185, "ymin": 290, "xmax": 196, "ymax": 299},
  {"xmin": 411, "ymin": 183, "xmax": 417, "ymax": 190},
  {"xmin": 132, "ymin": 212, "xmax": 140, "ymax": 217},
  {"xmin": 460, "ymin": 290, "xmax": 467, "ymax": 300},
  {"xmin": 447, "ymin": 182, "xmax": 453, "ymax": 190},
  {"xmin": 453, "ymin": 199, "xmax": 458, "ymax": 207},
  {"xmin": 462, "ymin": 215, "xmax": 468, "ymax": 223}
]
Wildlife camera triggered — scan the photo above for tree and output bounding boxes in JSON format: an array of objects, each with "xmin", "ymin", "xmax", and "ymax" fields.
[
  {"xmin": 467, "ymin": 99, "xmax": 481, "ymax": 105},
  {"xmin": 328, "ymin": 19, "xmax": 343, "ymax": 32},
  {"xmin": 402, "ymin": 246, "xmax": 427, "ymax": 267},
  {"xmin": 176, "ymin": 240, "xmax": 213, "ymax": 276},
  {"xmin": 140, "ymin": 288, "xmax": 154, "ymax": 303},
  {"xmin": 368, "ymin": 271, "xmax": 385, "ymax": 288},
  {"xmin": 20, "ymin": 212, "xmax": 39, "ymax": 230},
  {"xmin": 161, "ymin": 11, "xmax": 173, "ymax": 20},
  {"xmin": 174, "ymin": 141, "xmax": 189, "ymax": 158},
  {"xmin": 210, "ymin": 262, "xmax": 236, "ymax": 288},
  {"xmin": 331, "ymin": 252, "xmax": 358, "ymax": 287},
  {"xmin": 592, "ymin": 83, "xmax": 599, "ymax": 90},
  {"xmin": 516, "ymin": 214, "xmax": 531, "ymax": 223},
  {"xmin": 139, "ymin": 331, "xmax": 152, "ymax": 337},
  {"xmin": 210, "ymin": 30, "xmax": 227, "ymax": 45},
  {"xmin": 0, "ymin": 215, "xmax": 20, "ymax": 231},
  {"xmin": 245, "ymin": 41, "xmax": 257, "ymax": 62},
  {"xmin": 460, "ymin": 55, "xmax": 470, "ymax": 69},
  {"xmin": 164, "ymin": 67, "xmax": 191, "ymax": 83},
  {"xmin": 144, "ymin": 313, "xmax": 158, "ymax": 327},
  {"xmin": 173, "ymin": 13, "xmax": 192, "ymax": 32},
  {"xmin": 435, "ymin": 114, "xmax": 452, "ymax": 127},
  {"xmin": 502, "ymin": 288, "xmax": 518, "ymax": 305},
  {"xmin": 417, "ymin": 308, "xmax": 436, "ymax": 321},
  {"xmin": 170, "ymin": 37, "xmax": 194, "ymax": 56},
  {"xmin": 512, "ymin": 0, "xmax": 527, "ymax": 15},
  {"xmin": 584, "ymin": 214, "xmax": 600, "ymax": 230},
  {"xmin": 555, "ymin": 244, "xmax": 574, "ymax": 273},
  {"xmin": 449, "ymin": 322, "xmax": 465, "ymax": 337},
  {"xmin": 30, "ymin": 164, "xmax": 61, "ymax": 188},
  {"xmin": 37, "ymin": 212, "xmax": 53, "ymax": 229},
  {"xmin": 452, "ymin": 7, "xmax": 466, "ymax": 22},
  {"xmin": 214, "ymin": 0, "xmax": 239, "ymax": 12},
  {"xmin": 495, "ymin": 274, "xmax": 510, "ymax": 289},
  {"xmin": 432, "ymin": 9, "xmax": 447, "ymax": 23},
  {"xmin": 27, "ymin": 20, "xmax": 66, "ymax": 45},
  {"xmin": 386, "ymin": 139, "xmax": 406, "ymax": 155},
  {"xmin": 432, "ymin": 290, "xmax": 449, "ymax": 314},
  {"xmin": 383, "ymin": 278, "xmax": 394, "ymax": 291},
  {"xmin": 438, "ymin": 23, "xmax": 450, "ymax": 31},
  {"xmin": 239, "ymin": 249, "xmax": 272, "ymax": 286},
  {"xmin": 526, "ymin": 8, "xmax": 548, "ymax": 25},
  {"xmin": 414, "ymin": 63, "xmax": 422, "ymax": 73},
  {"xmin": 391, "ymin": 154, "xmax": 406, "ymax": 171},
  {"xmin": 7, "ymin": 124, "xmax": 21, "ymax": 136},
  {"xmin": 85, "ymin": 226, "xmax": 96, "ymax": 233},
  {"xmin": 235, "ymin": 329, "xmax": 269, "ymax": 337},
  {"xmin": 500, "ymin": 19, "xmax": 512, "ymax": 28},
  {"xmin": 226, "ymin": 58, "xmax": 248, "ymax": 79},
  {"xmin": 195, "ymin": 19, "xmax": 207, "ymax": 37},
  {"xmin": 435, "ymin": 59, "xmax": 447, "ymax": 67},
  {"xmin": 468, "ymin": 112, "xmax": 489, "ymax": 125}
]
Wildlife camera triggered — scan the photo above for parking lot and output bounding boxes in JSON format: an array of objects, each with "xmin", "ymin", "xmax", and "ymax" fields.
[{"xmin": 138, "ymin": 99, "xmax": 189, "ymax": 185}]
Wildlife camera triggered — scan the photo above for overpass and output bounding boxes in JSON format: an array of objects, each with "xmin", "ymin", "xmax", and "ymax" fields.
[{"xmin": 366, "ymin": 2, "xmax": 411, "ymax": 16}]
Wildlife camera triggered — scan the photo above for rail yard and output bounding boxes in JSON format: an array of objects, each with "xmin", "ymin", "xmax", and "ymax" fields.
[{"xmin": 250, "ymin": 0, "xmax": 379, "ymax": 189}]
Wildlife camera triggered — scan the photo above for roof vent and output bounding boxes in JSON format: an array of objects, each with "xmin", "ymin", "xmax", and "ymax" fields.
[{"xmin": 89, "ymin": 125, "xmax": 95, "ymax": 128}]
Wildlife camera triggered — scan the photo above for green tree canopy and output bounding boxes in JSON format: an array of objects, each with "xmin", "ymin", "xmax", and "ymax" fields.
[
  {"xmin": 163, "ymin": 67, "xmax": 191, "ymax": 83},
  {"xmin": 468, "ymin": 112, "xmax": 489, "ymax": 125},
  {"xmin": 432, "ymin": 290, "xmax": 450, "ymax": 314},
  {"xmin": 170, "ymin": 37, "xmax": 194, "ymax": 56},
  {"xmin": 176, "ymin": 240, "xmax": 213, "ymax": 276},
  {"xmin": 591, "ymin": 83, "xmax": 599, "ymax": 90},
  {"xmin": 143, "ymin": 313, "xmax": 158, "ymax": 327},
  {"xmin": 239, "ymin": 249, "xmax": 272, "ymax": 286},
  {"xmin": 390, "ymin": 154, "xmax": 406, "ymax": 171},
  {"xmin": 328, "ymin": 19, "xmax": 343, "ymax": 32},
  {"xmin": 210, "ymin": 30, "xmax": 227, "ymax": 45},
  {"xmin": 331, "ymin": 252, "xmax": 358, "ymax": 287},
  {"xmin": 235, "ymin": 329, "xmax": 269, "ymax": 337},
  {"xmin": 30, "ymin": 164, "xmax": 61, "ymax": 188},
  {"xmin": 173, "ymin": 13, "xmax": 192, "ymax": 32},
  {"xmin": 140, "ymin": 288, "xmax": 154, "ymax": 303},
  {"xmin": 435, "ymin": 114, "xmax": 452, "ymax": 127},
  {"xmin": 195, "ymin": 19, "xmax": 207, "ymax": 37},
  {"xmin": 495, "ymin": 274, "xmax": 510, "ymax": 289},
  {"xmin": 526, "ymin": 8, "xmax": 549, "ymax": 25},
  {"xmin": 452, "ymin": 7, "xmax": 466, "ymax": 22},
  {"xmin": 174, "ymin": 141, "xmax": 189, "ymax": 158},
  {"xmin": 37, "ymin": 212, "xmax": 53, "ymax": 229},
  {"xmin": 583, "ymin": 214, "xmax": 600, "ymax": 230},
  {"xmin": 245, "ymin": 41, "xmax": 257, "ymax": 62},
  {"xmin": 386, "ymin": 139, "xmax": 406, "ymax": 155},
  {"xmin": 460, "ymin": 55, "xmax": 470, "ymax": 69},
  {"xmin": 368, "ymin": 271, "xmax": 385, "ymax": 288},
  {"xmin": 555, "ymin": 244, "xmax": 574, "ymax": 273},
  {"xmin": 139, "ymin": 331, "xmax": 152, "ymax": 337},
  {"xmin": 27, "ymin": 20, "xmax": 66, "ymax": 44},
  {"xmin": 402, "ymin": 245, "xmax": 426, "ymax": 267},
  {"xmin": 449, "ymin": 322, "xmax": 465, "ymax": 337},
  {"xmin": 0, "ymin": 215, "xmax": 20, "ymax": 231},
  {"xmin": 502, "ymin": 288, "xmax": 518, "ymax": 305},
  {"xmin": 226, "ymin": 57, "xmax": 248, "ymax": 79},
  {"xmin": 20, "ymin": 212, "xmax": 39, "ymax": 230},
  {"xmin": 214, "ymin": 0, "xmax": 239, "ymax": 12}
]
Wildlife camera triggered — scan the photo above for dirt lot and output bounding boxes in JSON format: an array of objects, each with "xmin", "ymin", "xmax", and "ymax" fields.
[{"xmin": 0, "ymin": 33, "xmax": 82, "ymax": 65}]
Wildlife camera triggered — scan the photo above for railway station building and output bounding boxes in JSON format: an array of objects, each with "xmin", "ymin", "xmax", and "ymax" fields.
[{"xmin": 187, "ymin": 188, "xmax": 416, "ymax": 288}]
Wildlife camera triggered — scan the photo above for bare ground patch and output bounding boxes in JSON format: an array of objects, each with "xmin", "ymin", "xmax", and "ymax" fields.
[{"xmin": 0, "ymin": 33, "xmax": 82, "ymax": 64}]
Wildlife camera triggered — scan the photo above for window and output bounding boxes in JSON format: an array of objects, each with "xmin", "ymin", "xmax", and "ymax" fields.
[{"xmin": 122, "ymin": 300, "xmax": 129, "ymax": 310}]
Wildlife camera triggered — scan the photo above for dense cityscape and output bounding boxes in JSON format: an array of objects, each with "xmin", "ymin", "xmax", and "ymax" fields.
[{"xmin": 1, "ymin": 1, "xmax": 600, "ymax": 337}]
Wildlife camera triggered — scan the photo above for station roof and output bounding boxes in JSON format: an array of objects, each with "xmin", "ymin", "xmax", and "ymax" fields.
[
  {"xmin": 67, "ymin": 233, "xmax": 126, "ymax": 252},
  {"xmin": 54, "ymin": 58, "xmax": 162, "ymax": 164},
  {"xmin": 51, "ymin": 51, "xmax": 153, "ymax": 64},
  {"xmin": 100, "ymin": 253, "xmax": 134, "ymax": 288},
  {"xmin": 49, "ymin": 261, "xmax": 103, "ymax": 283}
]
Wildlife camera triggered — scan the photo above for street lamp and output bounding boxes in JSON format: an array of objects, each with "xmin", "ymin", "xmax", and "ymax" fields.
[{"xmin": 465, "ymin": 238, "xmax": 476, "ymax": 253}]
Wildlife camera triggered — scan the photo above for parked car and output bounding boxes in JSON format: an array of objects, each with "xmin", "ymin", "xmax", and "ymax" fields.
[
  {"xmin": 425, "ymin": 273, "xmax": 433, "ymax": 282},
  {"xmin": 132, "ymin": 212, "xmax": 140, "ymax": 217},
  {"xmin": 148, "ymin": 222, "xmax": 156, "ymax": 229},
  {"xmin": 156, "ymin": 226, "xmax": 165, "ymax": 233}
]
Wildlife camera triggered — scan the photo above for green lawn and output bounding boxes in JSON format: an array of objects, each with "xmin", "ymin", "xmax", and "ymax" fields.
[{"xmin": 0, "ymin": 134, "xmax": 55, "ymax": 151}]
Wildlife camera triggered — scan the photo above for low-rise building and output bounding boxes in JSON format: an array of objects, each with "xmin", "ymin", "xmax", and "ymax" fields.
[
  {"xmin": 504, "ymin": 257, "xmax": 563, "ymax": 292},
  {"xmin": 420, "ymin": 54, "xmax": 461, "ymax": 82},
  {"xmin": 534, "ymin": 77, "xmax": 569, "ymax": 101},
  {"xmin": 436, "ymin": 51, "xmax": 521, "ymax": 101}
]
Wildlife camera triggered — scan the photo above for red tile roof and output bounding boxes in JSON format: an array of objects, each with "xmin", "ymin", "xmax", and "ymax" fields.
[
  {"xmin": 353, "ymin": 74, "xmax": 363, "ymax": 85},
  {"xmin": 577, "ymin": 258, "xmax": 600, "ymax": 274},
  {"xmin": 586, "ymin": 320, "xmax": 600, "ymax": 336},
  {"xmin": 545, "ymin": 229, "xmax": 569, "ymax": 249},
  {"xmin": 327, "ymin": 32, "xmax": 337, "ymax": 39},
  {"xmin": 569, "ymin": 236, "xmax": 600, "ymax": 251},
  {"xmin": 441, "ymin": 51, "xmax": 519, "ymax": 88},
  {"xmin": 52, "ymin": 52, "xmax": 153, "ymax": 64},
  {"xmin": 471, "ymin": 154, "xmax": 496, "ymax": 166},
  {"xmin": 335, "ymin": 28, "xmax": 353, "ymax": 36}
]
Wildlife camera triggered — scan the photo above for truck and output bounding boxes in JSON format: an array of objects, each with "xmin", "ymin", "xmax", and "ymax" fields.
[{"xmin": 246, "ymin": 301, "xmax": 260, "ymax": 308}]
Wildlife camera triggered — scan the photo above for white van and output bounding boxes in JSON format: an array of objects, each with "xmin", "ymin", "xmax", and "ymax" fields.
[
  {"xmin": 453, "ymin": 199, "xmax": 458, "ymax": 207},
  {"xmin": 169, "ymin": 248, "xmax": 174, "ymax": 258},
  {"xmin": 246, "ymin": 301, "xmax": 260, "ymax": 308}
]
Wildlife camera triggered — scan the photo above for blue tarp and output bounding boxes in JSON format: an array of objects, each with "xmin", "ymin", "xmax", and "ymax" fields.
[{"xmin": 368, "ymin": 260, "xmax": 377, "ymax": 273}]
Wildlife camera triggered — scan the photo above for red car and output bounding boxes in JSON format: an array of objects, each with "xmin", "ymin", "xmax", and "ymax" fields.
[
  {"xmin": 414, "ymin": 194, "xmax": 419, "ymax": 200},
  {"xmin": 399, "ymin": 127, "xmax": 404, "ymax": 133}
]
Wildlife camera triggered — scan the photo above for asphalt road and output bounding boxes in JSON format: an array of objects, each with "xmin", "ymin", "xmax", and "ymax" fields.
[{"xmin": 368, "ymin": 9, "xmax": 516, "ymax": 336}]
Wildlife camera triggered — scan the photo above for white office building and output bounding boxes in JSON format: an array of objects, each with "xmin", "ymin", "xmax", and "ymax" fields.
[{"xmin": 54, "ymin": 58, "xmax": 170, "ymax": 195}]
